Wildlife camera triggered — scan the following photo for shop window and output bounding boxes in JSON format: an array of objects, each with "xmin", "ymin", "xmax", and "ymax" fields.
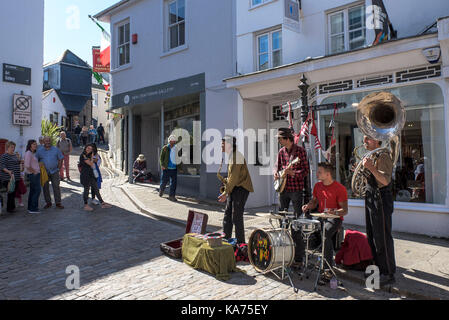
[
  {"xmin": 164, "ymin": 101, "xmax": 200, "ymax": 176},
  {"xmin": 319, "ymin": 83, "xmax": 446, "ymax": 205}
]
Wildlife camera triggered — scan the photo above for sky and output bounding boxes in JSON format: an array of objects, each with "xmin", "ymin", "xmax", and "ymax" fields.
[{"xmin": 44, "ymin": 0, "xmax": 116, "ymax": 65}]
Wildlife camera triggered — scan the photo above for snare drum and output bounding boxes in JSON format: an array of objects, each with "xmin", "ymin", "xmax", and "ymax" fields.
[{"xmin": 248, "ymin": 228, "xmax": 295, "ymax": 273}]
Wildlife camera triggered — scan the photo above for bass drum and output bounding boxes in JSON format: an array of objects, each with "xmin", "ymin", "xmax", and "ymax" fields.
[{"xmin": 248, "ymin": 228, "xmax": 295, "ymax": 273}]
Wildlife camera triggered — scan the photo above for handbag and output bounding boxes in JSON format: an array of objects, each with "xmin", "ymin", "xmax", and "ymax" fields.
[{"xmin": 7, "ymin": 175, "xmax": 15, "ymax": 193}]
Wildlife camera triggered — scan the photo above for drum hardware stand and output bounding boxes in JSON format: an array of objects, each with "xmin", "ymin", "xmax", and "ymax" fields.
[
  {"xmin": 260, "ymin": 213, "xmax": 297, "ymax": 293},
  {"xmin": 312, "ymin": 218, "xmax": 342, "ymax": 291}
]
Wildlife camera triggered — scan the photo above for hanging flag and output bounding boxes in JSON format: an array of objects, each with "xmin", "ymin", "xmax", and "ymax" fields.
[
  {"xmin": 89, "ymin": 15, "xmax": 111, "ymax": 71},
  {"xmin": 371, "ymin": 0, "xmax": 396, "ymax": 45},
  {"xmin": 93, "ymin": 71, "xmax": 110, "ymax": 91},
  {"xmin": 314, "ymin": 136, "xmax": 323, "ymax": 150},
  {"xmin": 300, "ymin": 111, "xmax": 311, "ymax": 138}
]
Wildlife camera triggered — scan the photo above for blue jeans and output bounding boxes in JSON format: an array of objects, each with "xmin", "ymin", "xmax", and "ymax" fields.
[
  {"xmin": 27, "ymin": 173, "xmax": 41, "ymax": 211},
  {"xmin": 160, "ymin": 169, "xmax": 177, "ymax": 197}
]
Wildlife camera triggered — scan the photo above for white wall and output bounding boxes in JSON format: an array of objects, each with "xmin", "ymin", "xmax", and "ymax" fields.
[
  {"xmin": 92, "ymin": 87, "xmax": 110, "ymax": 138},
  {"xmin": 108, "ymin": 0, "xmax": 236, "ymax": 96},
  {"xmin": 0, "ymin": 0, "xmax": 44, "ymax": 155},
  {"xmin": 236, "ymin": 0, "xmax": 449, "ymax": 74},
  {"xmin": 42, "ymin": 91, "xmax": 67, "ymax": 124}
]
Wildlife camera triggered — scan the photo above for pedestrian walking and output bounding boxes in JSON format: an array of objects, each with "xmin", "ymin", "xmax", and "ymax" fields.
[
  {"xmin": 74, "ymin": 124, "xmax": 82, "ymax": 147},
  {"xmin": 90, "ymin": 143, "xmax": 102, "ymax": 205},
  {"xmin": 79, "ymin": 144, "xmax": 111, "ymax": 211},
  {"xmin": 0, "ymin": 141, "xmax": 22, "ymax": 213},
  {"xmin": 88, "ymin": 125, "xmax": 97, "ymax": 144},
  {"xmin": 24, "ymin": 140, "xmax": 41, "ymax": 214},
  {"xmin": 81, "ymin": 126, "xmax": 89, "ymax": 147},
  {"xmin": 35, "ymin": 136, "xmax": 64, "ymax": 209},
  {"xmin": 97, "ymin": 123, "xmax": 105, "ymax": 144},
  {"xmin": 57, "ymin": 131, "xmax": 72, "ymax": 181},
  {"xmin": 159, "ymin": 135, "xmax": 178, "ymax": 201}
]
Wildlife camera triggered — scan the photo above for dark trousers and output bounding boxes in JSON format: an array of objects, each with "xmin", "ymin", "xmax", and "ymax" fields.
[
  {"xmin": 223, "ymin": 186, "xmax": 249, "ymax": 244},
  {"xmin": 83, "ymin": 177, "xmax": 103, "ymax": 204},
  {"xmin": 323, "ymin": 218, "xmax": 342, "ymax": 267},
  {"xmin": 160, "ymin": 169, "xmax": 177, "ymax": 197},
  {"xmin": 43, "ymin": 172, "xmax": 62, "ymax": 205},
  {"xmin": 365, "ymin": 183, "xmax": 396, "ymax": 276},
  {"xmin": 2, "ymin": 180, "xmax": 18, "ymax": 212},
  {"xmin": 279, "ymin": 191, "xmax": 304, "ymax": 262},
  {"xmin": 27, "ymin": 173, "xmax": 41, "ymax": 212}
]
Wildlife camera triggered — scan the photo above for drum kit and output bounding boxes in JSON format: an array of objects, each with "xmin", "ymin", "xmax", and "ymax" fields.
[{"xmin": 250, "ymin": 210, "xmax": 342, "ymax": 292}]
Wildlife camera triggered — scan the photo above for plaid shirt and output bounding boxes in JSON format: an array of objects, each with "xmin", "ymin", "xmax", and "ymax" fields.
[{"xmin": 274, "ymin": 144, "xmax": 309, "ymax": 192}]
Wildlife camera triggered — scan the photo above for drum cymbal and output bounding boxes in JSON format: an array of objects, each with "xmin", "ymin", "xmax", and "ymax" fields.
[{"xmin": 310, "ymin": 212, "xmax": 340, "ymax": 219}]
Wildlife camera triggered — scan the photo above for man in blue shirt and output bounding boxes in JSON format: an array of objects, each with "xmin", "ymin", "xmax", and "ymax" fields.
[
  {"xmin": 36, "ymin": 136, "xmax": 64, "ymax": 209},
  {"xmin": 159, "ymin": 135, "xmax": 178, "ymax": 201}
]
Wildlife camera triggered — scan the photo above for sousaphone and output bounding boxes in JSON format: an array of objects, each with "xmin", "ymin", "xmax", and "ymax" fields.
[{"xmin": 351, "ymin": 91, "xmax": 406, "ymax": 197}]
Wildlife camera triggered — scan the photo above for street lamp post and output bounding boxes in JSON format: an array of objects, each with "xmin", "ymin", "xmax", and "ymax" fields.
[{"xmin": 298, "ymin": 74, "xmax": 311, "ymax": 204}]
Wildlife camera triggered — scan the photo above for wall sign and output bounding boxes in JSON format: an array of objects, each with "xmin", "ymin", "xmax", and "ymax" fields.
[
  {"xmin": 12, "ymin": 94, "xmax": 32, "ymax": 126},
  {"xmin": 3, "ymin": 63, "xmax": 31, "ymax": 86}
]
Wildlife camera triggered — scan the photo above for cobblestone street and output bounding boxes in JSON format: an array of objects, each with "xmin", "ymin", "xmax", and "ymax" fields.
[{"xmin": 0, "ymin": 150, "xmax": 405, "ymax": 300}]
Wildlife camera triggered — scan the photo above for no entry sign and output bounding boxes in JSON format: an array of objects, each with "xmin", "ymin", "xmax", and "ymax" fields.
[{"xmin": 13, "ymin": 94, "xmax": 32, "ymax": 126}]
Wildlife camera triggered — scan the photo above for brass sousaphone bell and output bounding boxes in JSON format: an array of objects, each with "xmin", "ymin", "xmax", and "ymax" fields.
[{"xmin": 351, "ymin": 91, "xmax": 406, "ymax": 197}]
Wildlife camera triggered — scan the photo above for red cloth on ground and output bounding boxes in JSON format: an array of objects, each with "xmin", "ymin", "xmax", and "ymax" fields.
[{"xmin": 335, "ymin": 229, "xmax": 373, "ymax": 266}]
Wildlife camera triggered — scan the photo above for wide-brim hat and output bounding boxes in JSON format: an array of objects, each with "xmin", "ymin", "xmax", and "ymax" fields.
[
  {"xmin": 168, "ymin": 135, "xmax": 177, "ymax": 142},
  {"xmin": 222, "ymin": 135, "xmax": 236, "ymax": 145},
  {"xmin": 275, "ymin": 128, "xmax": 293, "ymax": 138},
  {"xmin": 138, "ymin": 154, "xmax": 145, "ymax": 161}
]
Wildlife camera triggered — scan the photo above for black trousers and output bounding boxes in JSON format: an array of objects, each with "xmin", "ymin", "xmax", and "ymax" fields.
[
  {"xmin": 365, "ymin": 182, "xmax": 396, "ymax": 276},
  {"xmin": 2, "ymin": 180, "xmax": 18, "ymax": 212},
  {"xmin": 83, "ymin": 177, "xmax": 103, "ymax": 205},
  {"xmin": 279, "ymin": 191, "xmax": 305, "ymax": 263},
  {"xmin": 323, "ymin": 218, "xmax": 342, "ymax": 267},
  {"xmin": 223, "ymin": 186, "xmax": 249, "ymax": 244}
]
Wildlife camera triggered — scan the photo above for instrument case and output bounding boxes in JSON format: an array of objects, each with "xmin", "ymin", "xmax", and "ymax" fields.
[{"xmin": 160, "ymin": 210, "xmax": 208, "ymax": 259}]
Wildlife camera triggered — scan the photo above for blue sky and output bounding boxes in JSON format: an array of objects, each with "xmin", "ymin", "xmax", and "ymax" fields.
[{"xmin": 44, "ymin": 0, "xmax": 116, "ymax": 65}]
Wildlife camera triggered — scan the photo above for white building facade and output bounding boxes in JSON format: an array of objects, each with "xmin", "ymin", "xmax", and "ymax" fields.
[
  {"xmin": 0, "ymin": 0, "xmax": 44, "ymax": 155},
  {"xmin": 95, "ymin": 0, "xmax": 239, "ymax": 198},
  {"xmin": 226, "ymin": 0, "xmax": 449, "ymax": 237},
  {"xmin": 42, "ymin": 89, "xmax": 68, "ymax": 127}
]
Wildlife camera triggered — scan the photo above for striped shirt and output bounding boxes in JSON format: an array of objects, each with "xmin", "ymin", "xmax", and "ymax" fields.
[{"xmin": 0, "ymin": 153, "xmax": 21, "ymax": 182}]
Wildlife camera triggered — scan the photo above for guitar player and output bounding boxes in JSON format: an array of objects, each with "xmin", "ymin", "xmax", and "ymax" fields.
[{"xmin": 273, "ymin": 127, "xmax": 310, "ymax": 268}]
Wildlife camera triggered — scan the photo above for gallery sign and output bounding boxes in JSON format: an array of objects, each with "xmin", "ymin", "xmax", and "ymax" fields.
[
  {"xmin": 92, "ymin": 47, "xmax": 110, "ymax": 73},
  {"xmin": 12, "ymin": 94, "xmax": 32, "ymax": 126},
  {"xmin": 3, "ymin": 63, "xmax": 31, "ymax": 86}
]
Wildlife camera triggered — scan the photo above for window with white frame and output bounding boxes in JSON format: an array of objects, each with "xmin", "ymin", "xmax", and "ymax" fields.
[
  {"xmin": 117, "ymin": 21, "xmax": 130, "ymax": 67},
  {"xmin": 257, "ymin": 30, "xmax": 282, "ymax": 71},
  {"xmin": 251, "ymin": 0, "xmax": 275, "ymax": 8},
  {"xmin": 167, "ymin": 0, "xmax": 185, "ymax": 50},
  {"xmin": 328, "ymin": 4, "xmax": 366, "ymax": 54}
]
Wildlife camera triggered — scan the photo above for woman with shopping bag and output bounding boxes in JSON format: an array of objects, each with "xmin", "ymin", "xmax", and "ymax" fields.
[{"xmin": 0, "ymin": 141, "xmax": 22, "ymax": 213}]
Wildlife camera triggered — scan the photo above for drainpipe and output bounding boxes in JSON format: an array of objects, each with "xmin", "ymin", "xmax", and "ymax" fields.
[{"xmin": 128, "ymin": 108, "xmax": 134, "ymax": 183}]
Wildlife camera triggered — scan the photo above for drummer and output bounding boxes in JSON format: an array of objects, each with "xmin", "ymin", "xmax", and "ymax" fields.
[{"xmin": 302, "ymin": 162, "xmax": 348, "ymax": 275}]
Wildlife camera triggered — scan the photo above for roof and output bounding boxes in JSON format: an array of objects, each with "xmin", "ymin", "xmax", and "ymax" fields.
[
  {"xmin": 55, "ymin": 90, "xmax": 90, "ymax": 114},
  {"xmin": 42, "ymin": 89, "xmax": 54, "ymax": 99},
  {"xmin": 93, "ymin": 0, "xmax": 132, "ymax": 22},
  {"xmin": 44, "ymin": 49, "xmax": 90, "ymax": 69}
]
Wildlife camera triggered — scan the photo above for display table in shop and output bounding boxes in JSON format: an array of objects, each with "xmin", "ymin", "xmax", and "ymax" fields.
[{"xmin": 182, "ymin": 233, "xmax": 239, "ymax": 281}]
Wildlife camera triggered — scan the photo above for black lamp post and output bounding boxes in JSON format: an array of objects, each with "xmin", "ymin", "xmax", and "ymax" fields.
[{"xmin": 298, "ymin": 74, "xmax": 311, "ymax": 204}]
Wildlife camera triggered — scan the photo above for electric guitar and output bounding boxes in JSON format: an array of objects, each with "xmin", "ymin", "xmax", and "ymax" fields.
[{"xmin": 273, "ymin": 157, "xmax": 300, "ymax": 193}]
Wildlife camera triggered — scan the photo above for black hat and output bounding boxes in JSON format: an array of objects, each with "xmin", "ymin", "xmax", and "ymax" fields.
[{"xmin": 275, "ymin": 128, "xmax": 293, "ymax": 138}]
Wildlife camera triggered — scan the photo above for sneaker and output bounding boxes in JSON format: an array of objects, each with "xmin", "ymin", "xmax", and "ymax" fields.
[
  {"xmin": 84, "ymin": 205, "xmax": 94, "ymax": 212},
  {"xmin": 28, "ymin": 210, "xmax": 41, "ymax": 214},
  {"xmin": 91, "ymin": 199, "xmax": 100, "ymax": 205},
  {"xmin": 158, "ymin": 189, "xmax": 164, "ymax": 197},
  {"xmin": 168, "ymin": 196, "xmax": 178, "ymax": 202},
  {"xmin": 56, "ymin": 203, "xmax": 64, "ymax": 209},
  {"xmin": 44, "ymin": 203, "xmax": 52, "ymax": 209}
]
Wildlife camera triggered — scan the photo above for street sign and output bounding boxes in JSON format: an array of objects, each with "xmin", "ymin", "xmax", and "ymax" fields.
[
  {"xmin": 12, "ymin": 94, "xmax": 32, "ymax": 126},
  {"xmin": 3, "ymin": 63, "xmax": 31, "ymax": 86}
]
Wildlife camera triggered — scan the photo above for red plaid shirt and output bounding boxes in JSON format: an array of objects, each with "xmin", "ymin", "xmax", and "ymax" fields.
[{"xmin": 274, "ymin": 144, "xmax": 309, "ymax": 192}]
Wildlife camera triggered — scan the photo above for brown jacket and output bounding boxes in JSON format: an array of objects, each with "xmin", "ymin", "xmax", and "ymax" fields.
[{"xmin": 222, "ymin": 151, "xmax": 254, "ymax": 195}]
